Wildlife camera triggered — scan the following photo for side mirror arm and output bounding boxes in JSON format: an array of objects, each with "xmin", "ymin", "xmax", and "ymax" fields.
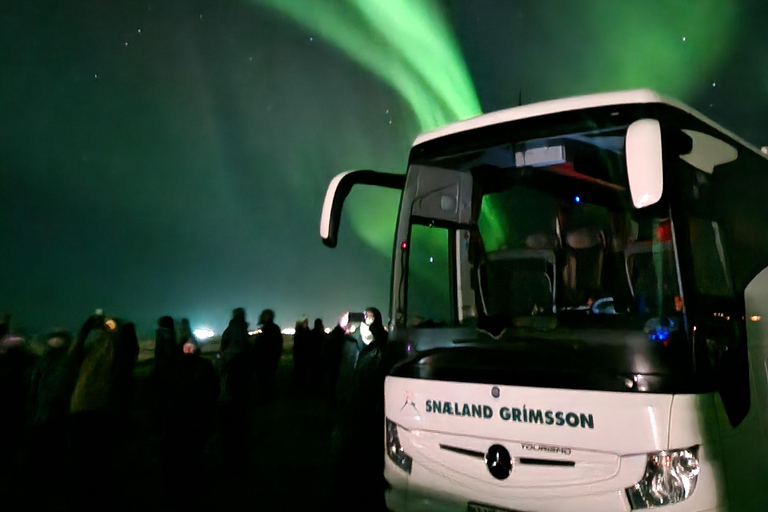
[{"xmin": 320, "ymin": 170, "xmax": 405, "ymax": 248}]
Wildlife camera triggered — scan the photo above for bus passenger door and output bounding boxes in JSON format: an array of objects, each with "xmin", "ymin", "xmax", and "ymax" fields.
[{"xmin": 745, "ymin": 267, "xmax": 768, "ymax": 441}]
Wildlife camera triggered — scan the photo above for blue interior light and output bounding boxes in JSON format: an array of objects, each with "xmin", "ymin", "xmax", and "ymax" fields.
[
  {"xmin": 649, "ymin": 326, "xmax": 670, "ymax": 342},
  {"xmin": 645, "ymin": 317, "xmax": 676, "ymax": 344}
]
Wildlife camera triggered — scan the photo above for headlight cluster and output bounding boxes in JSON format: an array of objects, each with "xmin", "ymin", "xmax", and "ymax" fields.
[
  {"xmin": 386, "ymin": 419, "xmax": 413, "ymax": 474},
  {"xmin": 626, "ymin": 447, "xmax": 700, "ymax": 509}
]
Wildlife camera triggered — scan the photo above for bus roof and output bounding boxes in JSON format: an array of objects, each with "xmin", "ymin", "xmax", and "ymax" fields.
[{"xmin": 413, "ymin": 88, "xmax": 767, "ymax": 160}]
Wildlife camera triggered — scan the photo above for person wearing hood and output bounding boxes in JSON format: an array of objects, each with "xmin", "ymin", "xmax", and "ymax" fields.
[
  {"xmin": 114, "ymin": 322, "xmax": 139, "ymax": 413},
  {"xmin": 254, "ymin": 308, "xmax": 282, "ymax": 398},
  {"xmin": 352, "ymin": 307, "xmax": 390, "ymax": 510},
  {"xmin": 220, "ymin": 308, "xmax": 249, "ymax": 355},
  {"xmin": 154, "ymin": 316, "xmax": 177, "ymax": 436},
  {"xmin": 67, "ymin": 313, "xmax": 139, "ymax": 509},
  {"xmin": 327, "ymin": 313, "xmax": 364, "ymax": 508},
  {"xmin": 218, "ymin": 307, "xmax": 253, "ymax": 400},
  {"xmin": 27, "ymin": 331, "xmax": 76, "ymax": 486},
  {"xmin": 292, "ymin": 317, "xmax": 311, "ymax": 391},
  {"xmin": 162, "ymin": 339, "xmax": 219, "ymax": 511},
  {"xmin": 330, "ymin": 307, "xmax": 390, "ymax": 511},
  {"xmin": 0, "ymin": 330, "xmax": 36, "ymax": 508},
  {"xmin": 332, "ymin": 313, "xmax": 366, "ymax": 427},
  {"xmin": 28, "ymin": 331, "xmax": 75, "ymax": 425},
  {"xmin": 155, "ymin": 316, "xmax": 178, "ymax": 376},
  {"xmin": 178, "ymin": 318, "xmax": 197, "ymax": 349},
  {"xmin": 321, "ymin": 321, "xmax": 346, "ymax": 411},
  {"xmin": 354, "ymin": 308, "xmax": 389, "ymax": 428},
  {"xmin": 218, "ymin": 307, "xmax": 253, "ymax": 475},
  {"xmin": 308, "ymin": 318, "xmax": 326, "ymax": 392}
]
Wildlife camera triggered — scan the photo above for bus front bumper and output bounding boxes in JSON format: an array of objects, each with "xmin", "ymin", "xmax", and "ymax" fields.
[{"xmin": 384, "ymin": 457, "xmax": 725, "ymax": 512}]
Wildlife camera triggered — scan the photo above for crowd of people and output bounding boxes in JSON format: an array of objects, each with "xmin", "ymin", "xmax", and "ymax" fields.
[
  {"xmin": 0, "ymin": 306, "xmax": 392, "ymax": 512},
  {"xmin": 0, "ymin": 312, "xmax": 140, "ymax": 510}
]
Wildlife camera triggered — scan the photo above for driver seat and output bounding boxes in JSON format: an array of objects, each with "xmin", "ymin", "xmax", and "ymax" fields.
[{"xmin": 562, "ymin": 226, "xmax": 605, "ymax": 305}]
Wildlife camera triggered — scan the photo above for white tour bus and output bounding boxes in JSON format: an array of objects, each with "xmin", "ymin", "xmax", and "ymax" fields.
[{"xmin": 320, "ymin": 89, "xmax": 768, "ymax": 512}]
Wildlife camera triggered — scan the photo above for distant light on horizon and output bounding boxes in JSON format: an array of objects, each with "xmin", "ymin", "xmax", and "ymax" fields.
[
  {"xmin": 324, "ymin": 327, "xmax": 331, "ymax": 334},
  {"xmin": 282, "ymin": 327, "xmax": 296, "ymax": 335},
  {"xmin": 194, "ymin": 328, "xmax": 215, "ymax": 340}
]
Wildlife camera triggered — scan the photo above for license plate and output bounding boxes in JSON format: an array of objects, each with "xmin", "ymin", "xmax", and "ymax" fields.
[{"xmin": 467, "ymin": 503, "xmax": 522, "ymax": 512}]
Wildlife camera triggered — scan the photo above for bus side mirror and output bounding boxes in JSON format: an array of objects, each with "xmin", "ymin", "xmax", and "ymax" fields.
[
  {"xmin": 320, "ymin": 170, "xmax": 405, "ymax": 248},
  {"xmin": 626, "ymin": 119, "xmax": 664, "ymax": 209}
]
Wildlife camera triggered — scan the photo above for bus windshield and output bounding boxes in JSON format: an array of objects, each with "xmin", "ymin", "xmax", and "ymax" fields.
[{"xmin": 406, "ymin": 124, "xmax": 683, "ymax": 340}]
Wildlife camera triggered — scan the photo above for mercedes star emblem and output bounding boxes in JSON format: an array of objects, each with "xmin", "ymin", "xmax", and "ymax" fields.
[{"xmin": 485, "ymin": 444, "xmax": 512, "ymax": 480}]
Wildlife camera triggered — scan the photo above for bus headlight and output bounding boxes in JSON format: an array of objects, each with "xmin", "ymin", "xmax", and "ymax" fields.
[
  {"xmin": 626, "ymin": 447, "xmax": 700, "ymax": 509},
  {"xmin": 386, "ymin": 419, "xmax": 412, "ymax": 474}
]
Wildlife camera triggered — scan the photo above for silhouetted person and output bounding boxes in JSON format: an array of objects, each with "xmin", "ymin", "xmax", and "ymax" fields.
[
  {"xmin": 114, "ymin": 322, "xmax": 139, "ymax": 414},
  {"xmin": 0, "ymin": 313, "xmax": 10, "ymax": 338},
  {"xmin": 333, "ymin": 313, "xmax": 366, "ymax": 423},
  {"xmin": 309, "ymin": 318, "xmax": 325, "ymax": 391},
  {"xmin": 354, "ymin": 307, "xmax": 390, "ymax": 509},
  {"xmin": 220, "ymin": 308, "xmax": 249, "ymax": 356},
  {"xmin": 155, "ymin": 315, "xmax": 178, "ymax": 363},
  {"xmin": 26, "ymin": 331, "xmax": 77, "ymax": 506},
  {"xmin": 67, "ymin": 313, "xmax": 138, "ymax": 510},
  {"xmin": 353, "ymin": 308, "xmax": 389, "ymax": 421},
  {"xmin": 321, "ymin": 323, "xmax": 346, "ymax": 411},
  {"xmin": 154, "ymin": 316, "xmax": 177, "ymax": 435},
  {"xmin": 332, "ymin": 307, "xmax": 390, "ymax": 511},
  {"xmin": 329, "ymin": 314, "xmax": 367, "ymax": 510},
  {"xmin": 0, "ymin": 331, "xmax": 35, "ymax": 508},
  {"xmin": 292, "ymin": 318, "xmax": 310, "ymax": 391},
  {"xmin": 254, "ymin": 308, "xmax": 282, "ymax": 397},
  {"xmin": 162, "ymin": 340, "xmax": 219, "ymax": 511},
  {"xmin": 28, "ymin": 331, "xmax": 75, "ymax": 424},
  {"xmin": 178, "ymin": 317, "xmax": 197, "ymax": 348},
  {"xmin": 218, "ymin": 307, "xmax": 253, "ymax": 475}
]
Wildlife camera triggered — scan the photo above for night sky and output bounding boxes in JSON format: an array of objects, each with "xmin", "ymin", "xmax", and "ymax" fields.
[{"xmin": 1, "ymin": 0, "xmax": 767, "ymax": 336}]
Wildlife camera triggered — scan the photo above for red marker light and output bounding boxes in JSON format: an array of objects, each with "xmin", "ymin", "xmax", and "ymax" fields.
[
  {"xmin": 401, "ymin": 241, "xmax": 408, "ymax": 250},
  {"xmin": 655, "ymin": 220, "xmax": 673, "ymax": 242}
]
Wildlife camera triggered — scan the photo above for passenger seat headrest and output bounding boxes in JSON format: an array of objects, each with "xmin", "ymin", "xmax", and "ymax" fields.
[
  {"xmin": 525, "ymin": 233, "xmax": 557, "ymax": 249},
  {"xmin": 565, "ymin": 227, "xmax": 604, "ymax": 249}
]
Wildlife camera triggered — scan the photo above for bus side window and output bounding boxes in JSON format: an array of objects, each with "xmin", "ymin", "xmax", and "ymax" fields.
[
  {"xmin": 687, "ymin": 204, "xmax": 749, "ymax": 427},
  {"xmin": 689, "ymin": 218, "xmax": 733, "ymax": 298}
]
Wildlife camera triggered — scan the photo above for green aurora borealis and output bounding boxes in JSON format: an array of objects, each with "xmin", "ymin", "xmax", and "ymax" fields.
[{"xmin": 1, "ymin": 0, "xmax": 765, "ymax": 332}]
